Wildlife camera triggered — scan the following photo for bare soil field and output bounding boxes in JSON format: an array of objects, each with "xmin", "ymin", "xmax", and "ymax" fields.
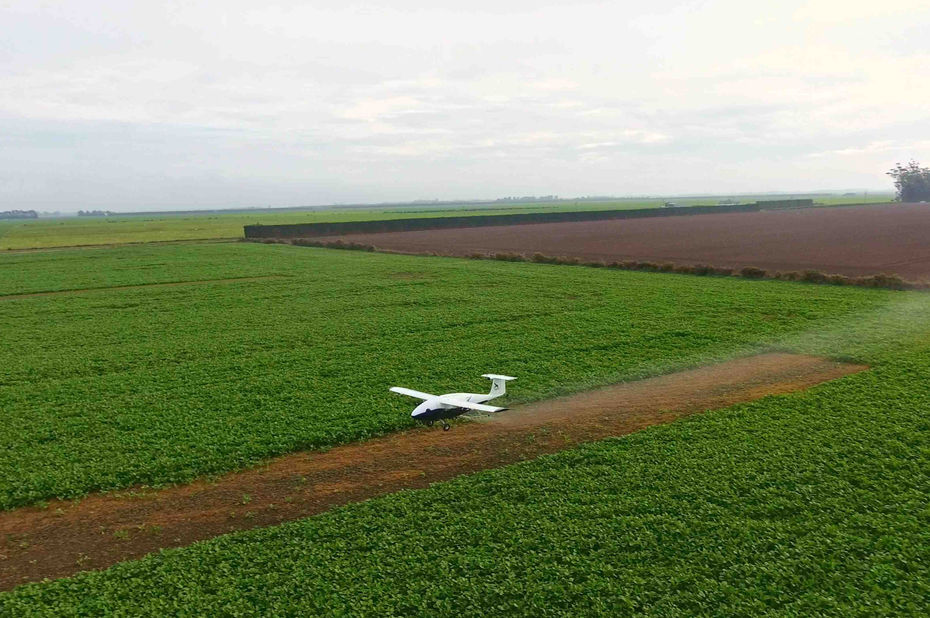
[
  {"xmin": 324, "ymin": 203, "xmax": 930, "ymax": 281},
  {"xmin": 0, "ymin": 353, "xmax": 863, "ymax": 589}
]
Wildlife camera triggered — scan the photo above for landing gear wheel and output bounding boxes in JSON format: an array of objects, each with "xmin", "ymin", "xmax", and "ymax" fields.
[
  {"xmin": 426, "ymin": 420, "xmax": 434, "ymax": 427},
  {"xmin": 442, "ymin": 423, "xmax": 451, "ymax": 431}
]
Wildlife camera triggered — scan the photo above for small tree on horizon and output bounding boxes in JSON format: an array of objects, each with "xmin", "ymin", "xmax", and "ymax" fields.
[{"xmin": 887, "ymin": 160, "xmax": 930, "ymax": 202}]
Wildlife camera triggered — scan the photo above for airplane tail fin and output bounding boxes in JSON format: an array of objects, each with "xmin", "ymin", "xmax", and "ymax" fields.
[{"xmin": 482, "ymin": 374, "xmax": 516, "ymax": 399}]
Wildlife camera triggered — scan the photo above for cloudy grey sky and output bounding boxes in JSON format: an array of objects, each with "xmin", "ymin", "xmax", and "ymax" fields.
[{"xmin": 2, "ymin": 0, "xmax": 929, "ymax": 212}]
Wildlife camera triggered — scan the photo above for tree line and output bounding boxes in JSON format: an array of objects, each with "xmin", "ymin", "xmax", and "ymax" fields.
[{"xmin": 0, "ymin": 210, "xmax": 38, "ymax": 219}]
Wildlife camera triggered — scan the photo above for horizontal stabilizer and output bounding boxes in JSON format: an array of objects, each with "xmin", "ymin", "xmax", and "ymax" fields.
[
  {"xmin": 481, "ymin": 374, "xmax": 517, "ymax": 381},
  {"xmin": 437, "ymin": 396, "xmax": 507, "ymax": 413},
  {"xmin": 389, "ymin": 386, "xmax": 435, "ymax": 401}
]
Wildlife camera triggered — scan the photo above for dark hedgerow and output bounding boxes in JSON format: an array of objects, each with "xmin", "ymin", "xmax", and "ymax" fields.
[
  {"xmin": 802, "ymin": 270, "xmax": 828, "ymax": 284},
  {"xmin": 289, "ymin": 239, "xmax": 376, "ymax": 252},
  {"xmin": 865, "ymin": 273, "xmax": 908, "ymax": 290},
  {"xmin": 739, "ymin": 266, "xmax": 767, "ymax": 279},
  {"xmin": 492, "ymin": 252, "xmax": 526, "ymax": 262},
  {"xmin": 689, "ymin": 264, "xmax": 717, "ymax": 276},
  {"xmin": 531, "ymin": 252, "xmax": 559, "ymax": 264}
]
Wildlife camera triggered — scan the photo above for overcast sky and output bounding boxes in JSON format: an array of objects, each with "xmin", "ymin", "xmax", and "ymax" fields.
[{"xmin": 2, "ymin": 0, "xmax": 929, "ymax": 212}]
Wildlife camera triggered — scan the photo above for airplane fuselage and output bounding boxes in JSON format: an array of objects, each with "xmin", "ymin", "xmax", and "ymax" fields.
[
  {"xmin": 391, "ymin": 374, "xmax": 516, "ymax": 431},
  {"xmin": 412, "ymin": 392, "xmax": 494, "ymax": 421}
]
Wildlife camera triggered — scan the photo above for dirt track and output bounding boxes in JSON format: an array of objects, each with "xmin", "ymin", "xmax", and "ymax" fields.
[
  {"xmin": 325, "ymin": 203, "xmax": 930, "ymax": 281},
  {"xmin": 0, "ymin": 353, "xmax": 864, "ymax": 590}
]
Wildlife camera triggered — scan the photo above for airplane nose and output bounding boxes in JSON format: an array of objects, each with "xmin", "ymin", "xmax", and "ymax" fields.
[{"xmin": 412, "ymin": 401, "xmax": 431, "ymax": 417}]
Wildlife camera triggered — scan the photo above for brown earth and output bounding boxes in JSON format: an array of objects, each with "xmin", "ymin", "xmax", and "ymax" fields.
[
  {"xmin": 322, "ymin": 202, "xmax": 930, "ymax": 281},
  {"xmin": 0, "ymin": 353, "xmax": 865, "ymax": 590}
]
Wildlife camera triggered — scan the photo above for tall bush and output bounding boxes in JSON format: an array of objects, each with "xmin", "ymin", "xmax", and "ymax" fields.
[{"xmin": 887, "ymin": 160, "xmax": 930, "ymax": 202}]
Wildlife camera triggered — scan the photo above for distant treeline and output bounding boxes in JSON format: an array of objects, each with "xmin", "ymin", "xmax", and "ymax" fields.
[
  {"xmin": 77, "ymin": 210, "xmax": 115, "ymax": 217},
  {"xmin": 0, "ymin": 210, "xmax": 38, "ymax": 220}
]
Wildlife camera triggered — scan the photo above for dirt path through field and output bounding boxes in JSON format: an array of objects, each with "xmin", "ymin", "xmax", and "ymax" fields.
[{"xmin": 0, "ymin": 353, "xmax": 865, "ymax": 590}]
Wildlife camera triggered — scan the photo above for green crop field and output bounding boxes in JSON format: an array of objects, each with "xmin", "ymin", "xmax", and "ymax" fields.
[
  {"xmin": 4, "ymin": 240, "xmax": 928, "ymax": 615},
  {"xmin": 0, "ymin": 242, "xmax": 890, "ymax": 510},
  {"xmin": 0, "ymin": 193, "xmax": 892, "ymax": 250},
  {"xmin": 2, "ymin": 244, "xmax": 929, "ymax": 614}
]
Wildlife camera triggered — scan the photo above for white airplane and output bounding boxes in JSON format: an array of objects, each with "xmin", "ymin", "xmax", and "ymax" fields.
[{"xmin": 390, "ymin": 374, "xmax": 517, "ymax": 430}]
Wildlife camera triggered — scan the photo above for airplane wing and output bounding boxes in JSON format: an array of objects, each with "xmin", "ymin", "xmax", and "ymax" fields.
[
  {"xmin": 437, "ymin": 396, "xmax": 507, "ymax": 413},
  {"xmin": 389, "ymin": 386, "xmax": 436, "ymax": 401}
]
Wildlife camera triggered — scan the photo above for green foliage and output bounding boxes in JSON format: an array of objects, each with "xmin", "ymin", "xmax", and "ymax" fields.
[
  {"xmin": 0, "ymin": 243, "xmax": 887, "ymax": 509},
  {"xmin": 4, "ymin": 330, "xmax": 930, "ymax": 615},
  {"xmin": 0, "ymin": 243, "xmax": 283, "ymax": 296},
  {"xmin": 5, "ymin": 242, "xmax": 930, "ymax": 614},
  {"xmin": 887, "ymin": 160, "xmax": 930, "ymax": 202},
  {"xmin": 739, "ymin": 266, "xmax": 767, "ymax": 279}
]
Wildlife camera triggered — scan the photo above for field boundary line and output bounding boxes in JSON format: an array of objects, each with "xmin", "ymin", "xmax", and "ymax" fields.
[
  {"xmin": 1, "ymin": 237, "xmax": 240, "ymax": 253},
  {"xmin": 262, "ymin": 238, "xmax": 924, "ymax": 292},
  {"xmin": 0, "ymin": 275, "xmax": 288, "ymax": 300}
]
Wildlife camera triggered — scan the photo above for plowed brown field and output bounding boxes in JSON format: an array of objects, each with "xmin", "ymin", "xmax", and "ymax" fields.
[{"xmin": 324, "ymin": 203, "xmax": 930, "ymax": 280}]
